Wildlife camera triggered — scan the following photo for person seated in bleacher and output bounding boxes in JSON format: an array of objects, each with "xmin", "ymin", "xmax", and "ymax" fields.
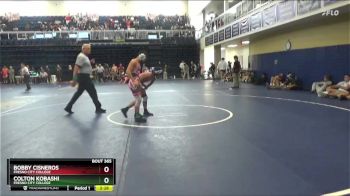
[
  {"xmin": 324, "ymin": 74, "xmax": 350, "ymax": 100},
  {"xmin": 267, "ymin": 73, "xmax": 285, "ymax": 89},
  {"xmin": 223, "ymin": 68, "xmax": 232, "ymax": 82},
  {"xmin": 266, "ymin": 73, "xmax": 300, "ymax": 90},
  {"xmin": 311, "ymin": 74, "xmax": 332, "ymax": 97},
  {"xmin": 283, "ymin": 73, "xmax": 300, "ymax": 90},
  {"xmin": 242, "ymin": 71, "xmax": 254, "ymax": 83}
]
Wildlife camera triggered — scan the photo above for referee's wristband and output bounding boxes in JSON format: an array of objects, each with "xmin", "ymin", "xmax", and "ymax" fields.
[{"xmin": 73, "ymin": 75, "xmax": 78, "ymax": 81}]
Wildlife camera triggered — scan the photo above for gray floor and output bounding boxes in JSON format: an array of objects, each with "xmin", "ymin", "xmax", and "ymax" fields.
[{"xmin": 1, "ymin": 80, "xmax": 349, "ymax": 196}]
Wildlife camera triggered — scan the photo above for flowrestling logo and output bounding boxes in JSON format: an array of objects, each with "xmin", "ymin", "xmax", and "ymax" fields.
[{"xmin": 322, "ymin": 9, "xmax": 339, "ymax": 16}]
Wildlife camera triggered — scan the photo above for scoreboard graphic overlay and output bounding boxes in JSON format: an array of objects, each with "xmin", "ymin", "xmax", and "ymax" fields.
[{"xmin": 7, "ymin": 158, "xmax": 116, "ymax": 192}]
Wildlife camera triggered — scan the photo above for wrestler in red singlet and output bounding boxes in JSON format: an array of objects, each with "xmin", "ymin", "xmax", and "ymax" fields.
[{"xmin": 121, "ymin": 53, "xmax": 155, "ymax": 123}]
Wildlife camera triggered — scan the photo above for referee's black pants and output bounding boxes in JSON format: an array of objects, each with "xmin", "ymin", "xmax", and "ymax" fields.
[
  {"xmin": 23, "ymin": 74, "xmax": 31, "ymax": 90},
  {"xmin": 66, "ymin": 74, "xmax": 102, "ymax": 110}
]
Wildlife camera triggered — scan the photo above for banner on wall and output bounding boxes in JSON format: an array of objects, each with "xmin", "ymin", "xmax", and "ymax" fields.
[
  {"xmin": 219, "ymin": 30, "xmax": 225, "ymax": 41},
  {"xmin": 209, "ymin": 34, "xmax": 213, "ymax": 45},
  {"xmin": 208, "ymin": 34, "xmax": 213, "ymax": 45},
  {"xmin": 263, "ymin": 5, "xmax": 276, "ymax": 27},
  {"xmin": 4, "ymin": 13, "xmax": 20, "ymax": 22},
  {"xmin": 205, "ymin": 34, "xmax": 214, "ymax": 46},
  {"xmin": 240, "ymin": 17, "xmax": 250, "ymax": 34},
  {"xmin": 225, "ymin": 26, "xmax": 231, "ymax": 39},
  {"xmin": 277, "ymin": 0, "xmax": 296, "ymax": 22},
  {"xmin": 297, "ymin": 0, "xmax": 321, "ymax": 15},
  {"xmin": 250, "ymin": 12, "xmax": 262, "ymax": 31},
  {"xmin": 214, "ymin": 32, "xmax": 218, "ymax": 43},
  {"xmin": 205, "ymin": 36, "xmax": 209, "ymax": 46},
  {"xmin": 232, "ymin": 23, "xmax": 239, "ymax": 37}
]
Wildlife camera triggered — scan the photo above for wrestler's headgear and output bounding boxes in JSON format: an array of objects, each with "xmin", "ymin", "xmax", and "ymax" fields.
[{"xmin": 138, "ymin": 53, "xmax": 146, "ymax": 62}]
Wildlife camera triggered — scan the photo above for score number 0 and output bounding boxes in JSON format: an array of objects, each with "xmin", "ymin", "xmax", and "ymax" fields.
[{"xmin": 103, "ymin": 166, "xmax": 110, "ymax": 184}]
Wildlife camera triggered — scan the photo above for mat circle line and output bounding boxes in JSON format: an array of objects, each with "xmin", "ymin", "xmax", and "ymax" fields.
[{"xmin": 107, "ymin": 104, "xmax": 234, "ymax": 129}]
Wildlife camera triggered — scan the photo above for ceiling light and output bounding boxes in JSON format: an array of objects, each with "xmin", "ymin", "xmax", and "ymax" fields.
[{"xmin": 227, "ymin": 44, "xmax": 238, "ymax": 48}]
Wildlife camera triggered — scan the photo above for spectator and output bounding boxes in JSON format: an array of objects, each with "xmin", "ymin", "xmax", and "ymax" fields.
[
  {"xmin": 311, "ymin": 74, "xmax": 332, "ymax": 97},
  {"xmin": 103, "ymin": 64, "xmax": 110, "ymax": 81},
  {"xmin": 242, "ymin": 71, "xmax": 254, "ymax": 83},
  {"xmin": 163, "ymin": 64, "xmax": 168, "ymax": 80},
  {"xmin": 209, "ymin": 62, "xmax": 216, "ymax": 80},
  {"xmin": 96, "ymin": 64, "xmax": 104, "ymax": 83},
  {"xmin": 196, "ymin": 62, "xmax": 201, "ymax": 79},
  {"xmin": 65, "ymin": 14, "xmax": 72, "ymax": 25},
  {"xmin": 2, "ymin": 66, "xmax": 9, "ymax": 84},
  {"xmin": 217, "ymin": 58, "xmax": 228, "ymax": 81},
  {"xmin": 324, "ymin": 74, "xmax": 350, "ymax": 100},
  {"xmin": 9, "ymin": 66, "xmax": 15, "ymax": 84},
  {"xmin": 283, "ymin": 73, "xmax": 300, "ymax": 90},
  {"xmin": 1, "ymin": 14, "xmax": 193, "ymax": 31},
  {"xmin": 267, "ymin": 73, "xmax": 285, "ymax": 89},
  {"xmin": 111, "ymin": 64, "xmax": 118, "ymax": 81},
  {"xmin": 232, "ymin": 56, "xmax": 241, "ymax": 88},
  {"xmin": 39, "ymin": 66, "xmax": 48, "ymax": 83},
  {"xmin": 190, "ymin": 61, "xmax": 197, "ymax": 79},
  {"xmin": 267, "ymin": 73, "xmax": 300, "ymax": 90},
  {"xmin": 45, "ymin": 65, "xmax": 51, "ymax": 83},
  {"xmin": 56, "ymin": 64, "xmax": 62, "ymax": 82},
  {"xmin": 0, "ymin": 66, "xmax": 2, "ymax": 83},
  {"xmin": 118, "ymin": 63, "xmax": 124, "ymax": 80},
  {"xmin": 179, "ymin": 60, "xmax": 185, "ymax": 78},
  {"xmin": 183, "ymin": 62, "xmax": 190, "ymax": 80},
  {"xmin": 227, "ymin": 61, "xmax": 232, "ymax": 72}
]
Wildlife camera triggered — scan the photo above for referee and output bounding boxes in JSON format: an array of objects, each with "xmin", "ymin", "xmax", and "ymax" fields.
[
  {"xmin": 64, "ymin": 44, "xmax": 106, "ymax": 114},
  {"xmin": 21, "ymin": 63, "xmax": 31, "ymax": 91}
]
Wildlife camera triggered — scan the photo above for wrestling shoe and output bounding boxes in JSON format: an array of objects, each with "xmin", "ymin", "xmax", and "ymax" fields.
[
  {"xmin": 143, "ymin": 110, "xmax": 154, "ymax": 117},
  {"xmin": 64, "ymin": 107, "xmax": 74, "ymax": 114},
  {"xmin": 121, "ymin": 107, "xmax": 128, "ymax": 118},
  {"xmin": 135, "ymin": 113, "xmax": 147, "ymax": 123},
  {"xmin": 95, "ymin": 108, "xmax": 106, "ymax": 113}
]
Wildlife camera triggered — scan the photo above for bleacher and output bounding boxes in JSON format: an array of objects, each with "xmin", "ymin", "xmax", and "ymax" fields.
[
  {"xmin": 0, "ymin": 12, "xmax": 198, "ymax": 80},
  {"xmin": 0, "ymin": 14, "xmax": 193, "ymax": 31}
]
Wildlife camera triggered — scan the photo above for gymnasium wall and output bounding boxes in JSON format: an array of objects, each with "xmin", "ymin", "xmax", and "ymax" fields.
[
  {"xmin": 249, "ymin": 13, "xmax": 350, "ymax": 90},
  {"xmin": 0, "ymin": 1, "xmax": 188, "ymax": 16},
  {"xmin": 249, "ymin": 14, "xmax": 350, "ymax": 55}
]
